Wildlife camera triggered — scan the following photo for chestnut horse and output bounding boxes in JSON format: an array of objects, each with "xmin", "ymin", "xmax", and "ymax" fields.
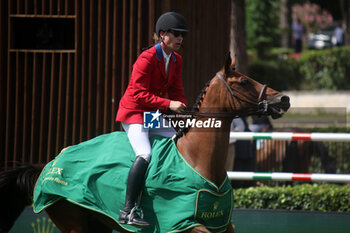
[{"xmin": 0, "ymin": 53, "xmax": 290, "ymax": 233}]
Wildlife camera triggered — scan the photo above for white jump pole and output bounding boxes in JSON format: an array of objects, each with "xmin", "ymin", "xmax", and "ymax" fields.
[
  {"xmin": 227, "ymin": 171, "xmax": 350, "ymax": 183},
  {"xmin": 228, "ymin": 132, "xmax": 350, "ymax": 183},
  {"xmin": 230, "ymin": 132, "xmax": 350, "ymax": 142}
]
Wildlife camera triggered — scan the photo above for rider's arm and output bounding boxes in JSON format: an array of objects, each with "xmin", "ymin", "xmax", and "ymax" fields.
[{"xmin": 131, "ymin": 53, "xmax": 171, "ymax": 111}]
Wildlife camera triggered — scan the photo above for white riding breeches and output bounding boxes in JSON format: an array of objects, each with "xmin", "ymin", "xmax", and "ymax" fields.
[{"xmin": 122, "ymin": 121, "xmax": 176, "ymax": 162}]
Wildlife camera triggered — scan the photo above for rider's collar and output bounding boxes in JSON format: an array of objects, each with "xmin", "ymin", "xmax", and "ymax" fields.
[{"xmin": 156, "ymin": 43, "xmax": 176, "ymax": 62}]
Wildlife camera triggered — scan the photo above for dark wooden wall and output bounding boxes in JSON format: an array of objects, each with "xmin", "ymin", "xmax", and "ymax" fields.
[{"xmin": 0, "ymin": 0, "xmax": 231, "ymax": 169}]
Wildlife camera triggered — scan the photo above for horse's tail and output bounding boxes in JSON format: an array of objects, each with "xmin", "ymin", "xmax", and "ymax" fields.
[{"xmin": 0, "ymin": 164, "xmax": 44, "ymax": 233}]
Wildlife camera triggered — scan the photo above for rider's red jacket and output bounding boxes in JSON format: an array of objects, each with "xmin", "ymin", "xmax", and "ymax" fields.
[{"xmin": 116, "ymin": 43, "xmax": 187, "ymax": 124}]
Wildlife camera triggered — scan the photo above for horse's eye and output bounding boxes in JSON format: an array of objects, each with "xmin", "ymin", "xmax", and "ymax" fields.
[{"xmin": 239, "ymin": 79, "xmax": 251, "ymax": 88}]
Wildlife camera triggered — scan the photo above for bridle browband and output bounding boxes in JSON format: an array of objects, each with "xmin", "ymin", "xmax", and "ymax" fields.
[{"xmin": 182, "ymin": 72, "xmax": 268, "ymax": 118}]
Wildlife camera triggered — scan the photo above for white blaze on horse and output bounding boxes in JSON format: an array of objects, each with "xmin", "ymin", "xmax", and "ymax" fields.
[{"xmin": 0, "ymin": 53, "xmax": 290, "ymax": 233}]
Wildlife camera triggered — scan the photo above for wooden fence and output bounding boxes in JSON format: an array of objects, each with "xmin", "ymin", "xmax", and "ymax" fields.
[{"xmin": 0, "ymin": 0, "xmax": 231, "ymax": 169}]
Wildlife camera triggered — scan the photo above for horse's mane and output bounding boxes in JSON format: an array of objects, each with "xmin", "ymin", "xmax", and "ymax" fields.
[{"xmin": 174, "ymin": 79, "xmax": 212, "ymax": 142}]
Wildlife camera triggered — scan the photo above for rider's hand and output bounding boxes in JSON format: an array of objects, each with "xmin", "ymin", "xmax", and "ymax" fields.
[{"xmin": 169, "ymin": 101, "xmax": 186, "ymax": 113}]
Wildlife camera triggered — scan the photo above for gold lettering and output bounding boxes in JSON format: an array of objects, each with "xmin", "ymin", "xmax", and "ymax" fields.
[
  {"xmin": 54, "ymin": 177, "xmax": 68, "ymax": 186},
  {"xmin": 199, "ymin": 210, "xmax": 225, "ymax": 219},
  {"xmin": 45, "ymin": 167, "xmax": 64, "ymax": 176},
  {"xmin": 41, "ymin": 176, "xmax": 68, "ymax": 186},
  {"xmin": 54, "ymin": 168, "xmax": 63, "ymax": 175},
  {"xmin": 42, "ymin": 177, "xmax": 54, "ymax": 184}
]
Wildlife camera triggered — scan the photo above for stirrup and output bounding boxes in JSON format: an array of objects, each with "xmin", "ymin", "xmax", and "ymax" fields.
[
  {"xmin": 127, "ymin": 207, "xmax": 150, "ymax": 228},
  {"xmin": 130, "ymin": 206, "xmax": 144, "ymax": 219}
]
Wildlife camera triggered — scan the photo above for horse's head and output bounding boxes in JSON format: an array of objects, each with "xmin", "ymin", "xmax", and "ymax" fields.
[{"xmin": 216, "ymin": 53, "xmax": 290, "ymax": 119}]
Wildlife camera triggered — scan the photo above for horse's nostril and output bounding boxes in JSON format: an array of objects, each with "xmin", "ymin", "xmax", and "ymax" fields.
[{"xmin": 281, "ymin": 95, "xmax": 290, "ymax": 103}]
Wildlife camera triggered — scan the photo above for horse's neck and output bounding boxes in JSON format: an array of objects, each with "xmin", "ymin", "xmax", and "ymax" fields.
[
  {"xmin": 176, "ymin": 78, "xmax": 236, "ymax": 185},
  {"xmin": 177, "ymin": 119, "xmax": 232, "ymax": 186}
]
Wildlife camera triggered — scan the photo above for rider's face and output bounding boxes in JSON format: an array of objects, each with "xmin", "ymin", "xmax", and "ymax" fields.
[{"xmin": 160, "ymin": 30, "xmax": 184, "ymax": 54}]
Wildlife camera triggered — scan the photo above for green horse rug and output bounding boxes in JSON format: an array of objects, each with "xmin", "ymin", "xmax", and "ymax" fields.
[{"xmin": 33, "ymin": 132, "xmax": 234, "ymax": 233}]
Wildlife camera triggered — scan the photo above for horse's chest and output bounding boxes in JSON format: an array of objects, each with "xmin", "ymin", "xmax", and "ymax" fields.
[{"xmin": 194, "ymin": 189, "xmax": 234, "ymax": 230}]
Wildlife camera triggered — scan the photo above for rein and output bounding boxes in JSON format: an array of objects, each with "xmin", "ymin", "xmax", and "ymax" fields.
[{"xmin": 182, "ymin": 72, "xmax": 268, "ymax": 118}]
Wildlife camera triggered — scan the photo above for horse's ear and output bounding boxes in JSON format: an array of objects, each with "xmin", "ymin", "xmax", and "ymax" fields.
[
  {"xmin": 224, "ymin": 52, "xmax": 232, "ymax": 75},
  {"xmin": 224, "ymin": 52, "xmax": 237, "ymax": 75},
  {"xmin": 231, "ymin": 54, "xmax": 236, "ymax": 67}
]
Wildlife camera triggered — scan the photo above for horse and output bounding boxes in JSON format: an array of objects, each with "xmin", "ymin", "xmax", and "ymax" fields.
[
  {"xmin": 0, "ymin": 53, "xmax": 290, "ymax": 233},
  {"xmin": 256, "ymin": 127, "xmax": 336, "ymax": 173}
]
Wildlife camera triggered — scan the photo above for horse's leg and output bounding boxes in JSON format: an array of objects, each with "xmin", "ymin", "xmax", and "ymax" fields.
[
  {"xmin": 183, "ymin": 226, "xmax": 211, "ymax": 233},
  {"xmin": 224, "ymin": 224, "xmax": 235, "ymax": 233},
  {"xmin": 45, "ymin": 199, "xmax": 112, "ymax": 233},
  {"xmin": 45, "ymin": 199, "xmax": 89, "ymax": 233},
  {"xmin": 184, "ymin": 224, "xmax": 235, "ymax": 233}
]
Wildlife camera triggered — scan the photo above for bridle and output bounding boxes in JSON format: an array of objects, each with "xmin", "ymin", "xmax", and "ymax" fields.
[
  {"xmin": 183, "ymin": 72, "xmax": 268, "ymax": 118},
  {"xmin": 216, "ymin": 72, "xmax": 268, "ymax": 116},
  {"xmin": 173, "ymin": 72, "xmax": 270, "ymax": 141}
]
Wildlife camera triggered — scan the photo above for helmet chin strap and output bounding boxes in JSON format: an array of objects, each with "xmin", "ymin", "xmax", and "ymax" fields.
[{"xmin": 159, "ymin": 31, "xmax": 167, "ymax": 44}]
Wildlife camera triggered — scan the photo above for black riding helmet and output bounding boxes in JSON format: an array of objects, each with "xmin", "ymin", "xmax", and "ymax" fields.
[{"xmin": 155, "ymin": 12, "xmax": 189, "ymax": 37}]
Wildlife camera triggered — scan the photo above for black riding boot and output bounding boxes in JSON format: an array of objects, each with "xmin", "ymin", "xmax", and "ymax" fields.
[{"xmin": 118, "ymin": 156, "xmax": 151, "ymax": 227}]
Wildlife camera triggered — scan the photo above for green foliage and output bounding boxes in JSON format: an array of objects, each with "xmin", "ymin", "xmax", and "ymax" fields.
[
  {"xmin": 247, "ymin": 59, "xmax": 301, "ymax": 91},
  {"xmin": 234, "ymin": 184, "xmax": 350, "ymax": 212},
  {"xmin": 298, "ymin": 47, "xmax": 350, "ymax": 90},
  {"xmin": 248, "ymin": 47, "xmax": 350, "ymax": 91},
  {"xmin": 246, "ymin": 0, "xmax": 281, "ymax": 59}
]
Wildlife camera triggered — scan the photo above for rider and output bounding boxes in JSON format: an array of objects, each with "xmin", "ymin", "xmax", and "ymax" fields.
[{"xmin": 116, "ymin": 12, "xmax": 188, "ymax": 227}]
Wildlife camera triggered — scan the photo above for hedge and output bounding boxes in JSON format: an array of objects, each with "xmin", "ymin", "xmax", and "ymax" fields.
[
  {"xmin": 248, "ymin": 46, "xmax": 350, "ymax": 91},
  {"xmin": 234, "ymin": 184, "xmax": 350, "ymax": 212},
  {"xmin": 298, "ymin": 47, "xmax": 350, "ymax": 90},
  {"xmin": 247, "ymin": 59, "xmax": 301, "ymax": 91}
]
